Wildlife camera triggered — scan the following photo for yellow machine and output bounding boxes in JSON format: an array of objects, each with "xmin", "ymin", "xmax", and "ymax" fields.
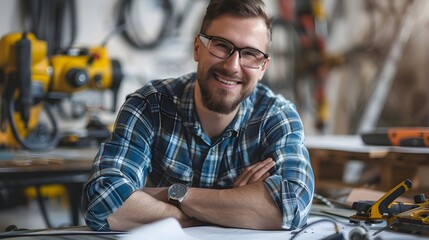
[
  {"xmin": 350, "ymin": 179, "xmax": 429, "ymax": 235},
  {"xmin": 392, "ymin": 205, "xmax": 429, "ymax": 235},
  {"xmin": 349, "ymin": 179, "xmax": 414, "ymax": 224},
  {"xmin": 0, "ymin": 32, "xmax": 122, "ymax": 150}
]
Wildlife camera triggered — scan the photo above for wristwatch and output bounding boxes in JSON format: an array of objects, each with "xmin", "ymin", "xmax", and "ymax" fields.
[{"xmin": 167, "ymin": 183, "xmax": 188, "ymax": 207}]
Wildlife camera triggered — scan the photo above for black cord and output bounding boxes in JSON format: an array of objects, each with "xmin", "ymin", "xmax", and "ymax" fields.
[
  {"xmin": 0, "ymin": 231, "xmax": 124, "ymax": 239},
  {"xmin": 21, "ymin": 0, "xmax": 77, "ymax": 55},
  {"xmin": 5, "ymin": 76, "xmax": 60, "ymax": 150},
  {"xmin": 290, "ymin": 219, "xmax": 340, "ymax": 240},
  {"xmin": 116, "ymin": 0, "xmax": 173, "ymax": 50},
  {"xmin": 54, "ymin": 0, "xmax": 77, "ymax": 53},
  {"xmin": 101, "ymin": 24, "xmax": 127, "ymax": 47},
  {"xmin": 8, "ymin": 100, "xmax": 60, "ymax": 151}
]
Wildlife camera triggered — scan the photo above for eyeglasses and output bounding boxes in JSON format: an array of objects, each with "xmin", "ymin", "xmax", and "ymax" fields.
[{"xmin": 198, "ymin": 33, "xmax": 269, "ymax": 69}]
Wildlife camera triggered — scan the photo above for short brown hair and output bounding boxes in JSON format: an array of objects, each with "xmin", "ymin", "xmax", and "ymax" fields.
[{"xmin": 200, "ymin": 0, "xmax": 272, "ymax": 52}]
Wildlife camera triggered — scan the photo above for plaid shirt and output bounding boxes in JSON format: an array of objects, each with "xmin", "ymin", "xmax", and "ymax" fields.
[{"xmin": 82, "ymin": 72, "xmax": 314, "ymax": 230}]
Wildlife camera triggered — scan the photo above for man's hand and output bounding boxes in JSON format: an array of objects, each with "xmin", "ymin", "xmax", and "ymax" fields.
[
  {"xmin": 108, "ymin": 189, "xmax": 206, "ymax": 230},
  {"xmin": 142, "ymin": 187, "xmax": 207, "ymax": 227},
  {"xmin": 233, "ymin": 158, "xmax": 276, "ymax": 188}
]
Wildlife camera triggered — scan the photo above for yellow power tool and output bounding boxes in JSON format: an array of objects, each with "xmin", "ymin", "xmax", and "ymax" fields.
[
  {"xmin": 392, "ymin": 205, "xmax": 429, "ymax": 235},
  {"xmin": 0, "ymin": 32, "xmax": 123, "ymax": 150},
  {"xmin": 349, "ymin": 179, "xmax": 415, "ymax": 225},
  {"xmin": 349, "ymin": 179, "xmax": 429, "ymax": 235}
]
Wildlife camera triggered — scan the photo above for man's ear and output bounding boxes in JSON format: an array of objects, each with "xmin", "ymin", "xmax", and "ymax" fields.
[
  {"xmin": 259, "ymin": 57, "xmax": 271, "ymax": 81},
  {"xmin": 193, "ymin": 36, "xmax": 200, "ymax": 62}
]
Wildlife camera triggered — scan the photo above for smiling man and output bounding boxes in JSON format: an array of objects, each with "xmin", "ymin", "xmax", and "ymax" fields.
[{"xmin": 82, "ymin": 0, "xmax": 314, "ymax": 231}]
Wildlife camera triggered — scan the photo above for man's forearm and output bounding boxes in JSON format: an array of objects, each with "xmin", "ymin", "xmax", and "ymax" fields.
[
  {"xmin": 107, "ymin": 190, "xmax": 196, "ymax": 230},
  {"xmin": 180, "ymin": 181, "xmax": 282, "ymax": 230}
]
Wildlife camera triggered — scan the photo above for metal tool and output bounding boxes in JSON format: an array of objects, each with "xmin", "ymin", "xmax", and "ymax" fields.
[
  {"xmin": 349, "ymin": 179, "xmax": 415, "ymax": 225},
  {"xmin": 361, "ymin": 127, "xmax": 429, "ymax": 147},
  {"xmin": 391, "ymin": 200, "xmax": 429, "ymax": 235},
  {"xmin": 0, "ymin": 32, "xmax": 123, "ymax": 150},
  {"xmin": 349, "ymin": 179, "xmax": 429, "ymax": 235}
]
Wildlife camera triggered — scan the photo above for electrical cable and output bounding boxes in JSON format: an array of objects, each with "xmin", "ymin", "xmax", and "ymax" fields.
[
  {"xmin": 314, "ymin": 193, "xmax": 336, "ymax": 208},
  {"xmin": 8, "ymin": 100, "xmax": 60, "ymax": 151},
  {"xmin": 101, "ymin": 24, "xmax": 127, "ymax": 47},
  {"xmin": 0, "ymin": 229, "xmax": 124, "ymax": 239},
  {"xmin": 21, "ymin": 0, "xmax": 77, "ymax": 55},
  {"xmin": 116, "ymin": 0, "xmax": 173, "ymax": 50},
  {"xmin": 289, "ymin": 219, "xmax": 343, "ymax": 240}
]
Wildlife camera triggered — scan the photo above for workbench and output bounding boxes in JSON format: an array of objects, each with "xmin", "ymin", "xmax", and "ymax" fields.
[
  {"xmin": 305, "ymin": 135, "xmax": 429, "ymax": 196},
  {"xmin": 0, "ymin": 139, "xmax": 428, "ymax": 239},
  {"xmin": 1, "ymin": 135, "xmax": 428, "ymax": 231},
  {"xmin": 0, "ymin": 148, "xmax": 97, "ymax": 227},
  {"xmin": 1, "ymin": 206, "xmax": 428, "ymax": 240}
]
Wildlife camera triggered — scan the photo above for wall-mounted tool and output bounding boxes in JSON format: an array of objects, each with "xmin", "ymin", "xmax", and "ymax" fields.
[
  {"xmin": 264, "ymin": 0, "xmax": 343, "ymax": 133},
  {"xmin": 0, "ymin": 32, "xmax": 123, "ymax": 150}
]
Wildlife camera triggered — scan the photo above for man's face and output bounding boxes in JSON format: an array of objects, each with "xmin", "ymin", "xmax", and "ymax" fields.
[{"xmin": 193, "ymin": 14, "xmax": 270, "ymax": 115}]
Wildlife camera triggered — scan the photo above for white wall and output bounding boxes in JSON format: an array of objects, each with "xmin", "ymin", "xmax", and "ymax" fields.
[
  {"xmin": 0, "ymin": 0, "xmax": 353, "ymax": 133},
  {"xmin": 0, "ymin": 0, "xmax": 279, "ymax": 119},
  {"xmin": 3, "ymin": 0, "xmax": 425, "ymax": 134},
  {"xmin": 0, "ymin": 0, "xmax": 206, "ymax": 90},
  {"xmin": 0, "ymin": 0, "xmax": 209, "ymax": 127},
  {"xmin": 72, "ymin": 0, "xmax": 206, "ymax": 79}
]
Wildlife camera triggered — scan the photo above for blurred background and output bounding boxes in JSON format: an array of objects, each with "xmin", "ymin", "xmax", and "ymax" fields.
[
  {"xmin": 1, "ymin": 0, "xmax": 428, "ymax": 135},
  {"xmin": 0, "ymin": 0, "xmax": 428, "ymax": 231}
]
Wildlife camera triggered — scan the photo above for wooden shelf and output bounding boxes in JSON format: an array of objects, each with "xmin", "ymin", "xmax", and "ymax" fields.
[{"xmin": 306, "ymin": 135, "xmax": 429, "ymax": 196}]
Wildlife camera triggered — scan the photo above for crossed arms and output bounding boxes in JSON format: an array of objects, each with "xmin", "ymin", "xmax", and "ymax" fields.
[
  {"xmin": 84, "ymin": 91, "xmax": 314, "ymax": 231},
  {"xmin": 107, "ymin": 158, "xmax": 282, "ymax": 230}
]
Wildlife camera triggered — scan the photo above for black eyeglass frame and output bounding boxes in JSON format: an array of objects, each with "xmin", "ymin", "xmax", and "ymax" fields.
[{"xmin": 198, "ymin": 33, "xmax": 269, "ymax": 69}]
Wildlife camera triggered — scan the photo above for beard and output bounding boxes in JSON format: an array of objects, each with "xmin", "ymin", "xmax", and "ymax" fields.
[{"xmin": 197, "ymin": 68, "xmax": 254, "ymax": 115}]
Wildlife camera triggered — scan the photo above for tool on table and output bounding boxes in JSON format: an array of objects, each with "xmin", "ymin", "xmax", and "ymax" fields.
[
  {"xmin": 392, "ymin": 205, "xmax": 429, "ymax": 235},
  {"xmin": 361, "ymin": 127, "xmax": 429, "ymax": 147},
  {"xmin": 349, "ymin": 179, "xmax": 429, "ymax": 235},
  {"xmin": 0, "ymin": 32, "xmax": 123, "ymax": 150}
]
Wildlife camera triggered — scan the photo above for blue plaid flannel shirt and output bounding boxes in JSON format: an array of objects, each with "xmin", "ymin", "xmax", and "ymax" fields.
[{"xmin": 82, "ymin": 72, "xmax": 314, "ymax": 230}]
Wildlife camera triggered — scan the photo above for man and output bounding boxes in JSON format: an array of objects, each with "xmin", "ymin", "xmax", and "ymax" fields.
[{"xmin": 82, "ymin": 0, "xmax": 314, "ymax": 231}]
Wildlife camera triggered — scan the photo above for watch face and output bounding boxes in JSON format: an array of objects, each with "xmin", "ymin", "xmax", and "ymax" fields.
[{"xmin": 169, "ymin": 184, "xmax": 187, "ymax": 200}]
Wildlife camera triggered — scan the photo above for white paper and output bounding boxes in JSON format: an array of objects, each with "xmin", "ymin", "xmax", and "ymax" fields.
[{"xmin": 121, "ymin": 218, "xmax": 201, "ymax": 240}]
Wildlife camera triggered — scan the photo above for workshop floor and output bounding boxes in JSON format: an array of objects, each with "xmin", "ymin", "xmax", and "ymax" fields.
[{"xmin": 0, "ymin": 199, "xmax": 84, "ymax": 232}]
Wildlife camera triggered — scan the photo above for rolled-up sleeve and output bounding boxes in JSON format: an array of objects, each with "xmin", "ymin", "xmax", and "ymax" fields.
[
  {"xmin": 81, "ymin": 93, "xmax": 154, "ymax": 231},
  {"xmin": 262, "ymin": 102, "xmax": 314, "ymax": 230}
]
